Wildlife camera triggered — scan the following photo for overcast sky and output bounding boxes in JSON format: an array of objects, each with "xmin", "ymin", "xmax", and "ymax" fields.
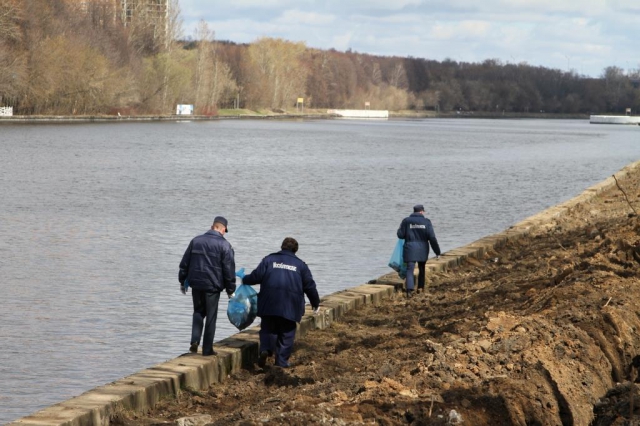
[{"xmin": 177, "ymin": 0, "xmax": 639, "ymax": 78}]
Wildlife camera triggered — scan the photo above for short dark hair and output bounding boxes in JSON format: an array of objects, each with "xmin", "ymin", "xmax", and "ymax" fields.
[
  {"xmin": 281, "ymin": 237, "xmax": 298, "ymax": 253},
  {"xmin": 213, "ymin": 216, "xmax": 228, "ymax": 232}
]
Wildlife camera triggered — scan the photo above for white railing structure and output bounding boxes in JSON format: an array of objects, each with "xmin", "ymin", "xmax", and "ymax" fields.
[
  {"xmin": 590, "ymin": 115, "xmax": 640, "ymax": 125},
  {"xmin": 0, "ymin": 106, "xmax": 13, "ymax": 117},
  {"xmin": 327, "ymin": 109, "xmax": 389, "ymax": 119}
]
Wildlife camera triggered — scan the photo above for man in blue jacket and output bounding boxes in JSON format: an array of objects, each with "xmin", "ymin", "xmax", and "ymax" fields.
[
  {"xmin": 397, "ymin": 204, "xmax": 441, "ymax": 297},
  {"xmin": 179, "ymin": 216, "xmax": 236, "ymax": 356},
  {"xmin": 243, "ymin": 237, "xmax": 320, "ymax": 368}
]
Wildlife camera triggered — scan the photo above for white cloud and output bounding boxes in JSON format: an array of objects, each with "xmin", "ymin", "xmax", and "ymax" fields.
[
  {"xmin": 350, "ymin": 0, "xmax": 424, "ymax": 10},
  {"xmin": 600, "ymin": 0, "xmax": 640, "ymax": 12},
  {"xmin": 203, "ymin": 19, "xmax": 283, "ymax": 43},
  {"xmin": 223, "ymin": 0, "xmax": 295, "ymax": 9},
  {"xmin": 363, "ymin": 13, "xmax": 424, "ymax": 25},
  {"xmin": 427, "ymin": 20, "xmax": 492, "ymax": 41},
  {"xmin": 331, "ymin": 32, "xmax": 357, "ymax": 51},
  {"xmin": 178, "ymin": 0, "xmax": 639, "ymax": 77},
  {"xmin": 459, "ymin": 0, "xmax": 607, "ymax": 15},
  {"xmin": 276, "ymin": 10, "xmax": 336, "ymax": 26}
]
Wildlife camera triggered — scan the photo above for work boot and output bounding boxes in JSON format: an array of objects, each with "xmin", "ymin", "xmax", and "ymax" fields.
[
  {"xmin": 189, "ymin": 343, "xmax": 198, "ymax": 353},
  {"xmin": 257, "ymin": 351, "xmax": 269, "ymax": 368},
  {"xmin": 406, "ymin": 289, "xmax": 414, "ymax": 298}
]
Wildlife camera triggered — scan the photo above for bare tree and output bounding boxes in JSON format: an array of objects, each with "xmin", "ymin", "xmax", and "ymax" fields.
[
  {"xmin": 246, "ymin": 37, "xmax": 307, "ymax": 109},
  {"xmin": 152, "ymin": 0, "xmax": 182, "ymax": 113},
  {"xmin": 389, "ymin": 62, "xmax": 407, "ymax": 89},
  {"xmin": 191, "ymin": 21, "xmax": 238, "ymax": 113},
  {"xmin": 193, "ymin": 19, "xmax": 214, "ymax": 111},
  {"xmin": 602, "ymin": 66, "xmax": 628, "ymax": 112},
  {"xmin": 0, "ymin": 0, "xmax": 22, "ymax": 44},
  {"xmin": 372, "ymin": 62, "xmax": 382, "ymax": 85}
]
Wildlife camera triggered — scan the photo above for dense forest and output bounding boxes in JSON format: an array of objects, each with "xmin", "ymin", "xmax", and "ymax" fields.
[{"xmin": 1, "ymin": 0, "xmax": 639, "ymax": 116}]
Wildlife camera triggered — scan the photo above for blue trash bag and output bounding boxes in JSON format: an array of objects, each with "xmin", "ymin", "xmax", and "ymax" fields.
[
  {"xmin": 235, "ymin": 268, "xmax": 245, "ymax": 279},
  {"xmin": 388, "ymin": 239, "xmax": 407, "ymax": 279},
  {"xmin": 227, "ymin": 284, "xmax": 258, "ymax": 330}
]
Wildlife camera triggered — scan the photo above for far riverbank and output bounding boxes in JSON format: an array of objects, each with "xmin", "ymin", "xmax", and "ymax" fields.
[{"xmin": 0, "ymin": 109, "xmax": 590, "ymax": 123}]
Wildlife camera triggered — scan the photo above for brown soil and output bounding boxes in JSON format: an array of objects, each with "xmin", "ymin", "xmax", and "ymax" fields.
[{"xmin": 113, "ymin": 166, "xmax": 640, "ymax": 426}]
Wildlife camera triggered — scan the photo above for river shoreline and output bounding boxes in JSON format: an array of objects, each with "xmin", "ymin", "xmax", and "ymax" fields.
[
  {"xmin": 117, "ymin": 160, "xmax": 639, "ymax": 426},
  {"xmin": 0, "ymin": 110, "xmax": 589, "ymax": 123},
  {"xmin": 10, "ymin": 159, "xmax": 640, "ymax": 425}
]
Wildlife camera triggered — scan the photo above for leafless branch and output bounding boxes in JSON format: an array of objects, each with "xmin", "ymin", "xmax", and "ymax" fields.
[{"xmin": 613, "ymin": 174, "xmax": 638, "ymax": 216}]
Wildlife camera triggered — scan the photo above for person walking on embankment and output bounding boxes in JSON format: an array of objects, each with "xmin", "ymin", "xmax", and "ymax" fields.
[
  {"xmin": 242, "ymin": 237, "xmax": 320, "ymax": 368},
  {"xmin": 397, "ymin": 204, "xmax": 441, "ymax": 297},
  {"xmin": 179, "ymin": 216, "xmax": 237, "ymax": 356}
]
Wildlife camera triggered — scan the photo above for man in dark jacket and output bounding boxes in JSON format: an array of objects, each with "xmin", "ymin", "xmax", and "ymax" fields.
[
  {"xmin": 397, "ymin": 204, "xmax": 441, "ymax": 297},
  {"xmin": 243, "ymin": 237, "xmax": 320, "ymax": 368},
  {"xmin": 179, "ymin": 216, "xmax": 236, "ymax": 356}
]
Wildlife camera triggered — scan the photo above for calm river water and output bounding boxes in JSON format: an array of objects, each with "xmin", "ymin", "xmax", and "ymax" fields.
[{"xmin": 0, "ymin": 118, "xmax": 638, "ymax": 423}]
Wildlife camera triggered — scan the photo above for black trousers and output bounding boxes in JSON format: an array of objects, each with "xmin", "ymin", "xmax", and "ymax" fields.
[
  {"xmin": 191, "ymin": 289, "xmax": 221, "ymax": 355},
  {"xmin": 405, "ymin": 261, "xmax": 426, "ymax": 291},
  {"xmin": 260, "ymin": 315, "xmax": 297, "ymax": 367}
]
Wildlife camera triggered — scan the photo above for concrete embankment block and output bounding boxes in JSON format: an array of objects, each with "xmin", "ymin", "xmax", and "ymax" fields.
[
  {"xmin": 474, "ymin": 234, "xmax": 509, "ymax": 249},
  {"xmin": 372, "ymin": 274, "xmax": 405, "ymax": 291},
  {"xmin": 320, "ymin": 293, "xmax": 362, "ymax": 318},
  {"xmin": 299, "ymin": 285, "xmax": 395, "ymax": 333},
  {"xmin": 349, "ymin": 284, "xmax": 395, "ymax": 305},
  {"xmin": 300, "ymin": 309, "xmax": 323, "ymax": 332}
]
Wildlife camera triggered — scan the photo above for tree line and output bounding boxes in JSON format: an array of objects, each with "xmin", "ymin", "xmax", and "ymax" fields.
[{"xmin": 1, "ymin": 0, "xmax": 639, "ymax": 116}]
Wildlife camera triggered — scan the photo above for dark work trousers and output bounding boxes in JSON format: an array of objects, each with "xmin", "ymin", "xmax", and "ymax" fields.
[
  {"xmin": 260, "ymin": 315, "xmax": 297, "ymax": 367},
  {"xmin": 191, "ymin": 289, "xmax": 221, "ymax": 355},
  {"xmin": 405, "ymin": 261, "xmax": 426, "ymax": 291}
]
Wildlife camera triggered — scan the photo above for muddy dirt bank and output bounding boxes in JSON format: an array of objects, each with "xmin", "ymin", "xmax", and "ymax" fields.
[{"xmin": 114, "ymin": 163, "xmax": 640, "ymax": 425}]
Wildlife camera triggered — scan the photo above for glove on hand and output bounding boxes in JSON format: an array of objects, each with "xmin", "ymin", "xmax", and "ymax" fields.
[
  {"xmin": 180, "ymin": 284, "xmax": 186, "ymax": 295},
  {"xmin": 312, "ymin": 307, "xmax": 320, "ymax": 315},
  {"xmin": 227, "ymin": 290, "xmax": 235, "ymax": 299}
]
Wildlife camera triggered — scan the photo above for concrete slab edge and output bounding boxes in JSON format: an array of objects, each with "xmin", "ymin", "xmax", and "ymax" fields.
[{"xmin": 9, "ymin": 160, "xmax": 640, "ymax": 426}]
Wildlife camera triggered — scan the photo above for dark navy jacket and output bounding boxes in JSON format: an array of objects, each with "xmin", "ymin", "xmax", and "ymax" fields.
[
  {"xmin": 179, "ymin": 230, "xmax": 236, "ymax": 294},
  {"xmin": 242, "ymin": 250, "xmax": 320, "ymax": 323},
  {"xmin": 397, "ymin": 213, "xmax": 441, "ymax": 262}
]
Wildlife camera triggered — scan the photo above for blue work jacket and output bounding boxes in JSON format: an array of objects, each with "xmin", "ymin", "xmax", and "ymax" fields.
[
  {"xmin": 243, "ymin": 250, "xmax": 320, "ymax": 323},
  {"xmin": 397, "ymin": 213, "xmax": 441, "ymax": 262},
  {"xmin": 179, "ymin": 230, "xmax": 236, "ymax": 294}
]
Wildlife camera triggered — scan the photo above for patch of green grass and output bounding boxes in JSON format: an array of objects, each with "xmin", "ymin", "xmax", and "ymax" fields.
[{"xmin": 217, "ymin": 108, "xmax": 262, "ymax": 116}]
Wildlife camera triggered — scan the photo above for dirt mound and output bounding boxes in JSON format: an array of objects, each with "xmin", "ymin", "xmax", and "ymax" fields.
[{"xmin": 113, "ymin": 166, "xmax": 640, "ymax": 425}]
